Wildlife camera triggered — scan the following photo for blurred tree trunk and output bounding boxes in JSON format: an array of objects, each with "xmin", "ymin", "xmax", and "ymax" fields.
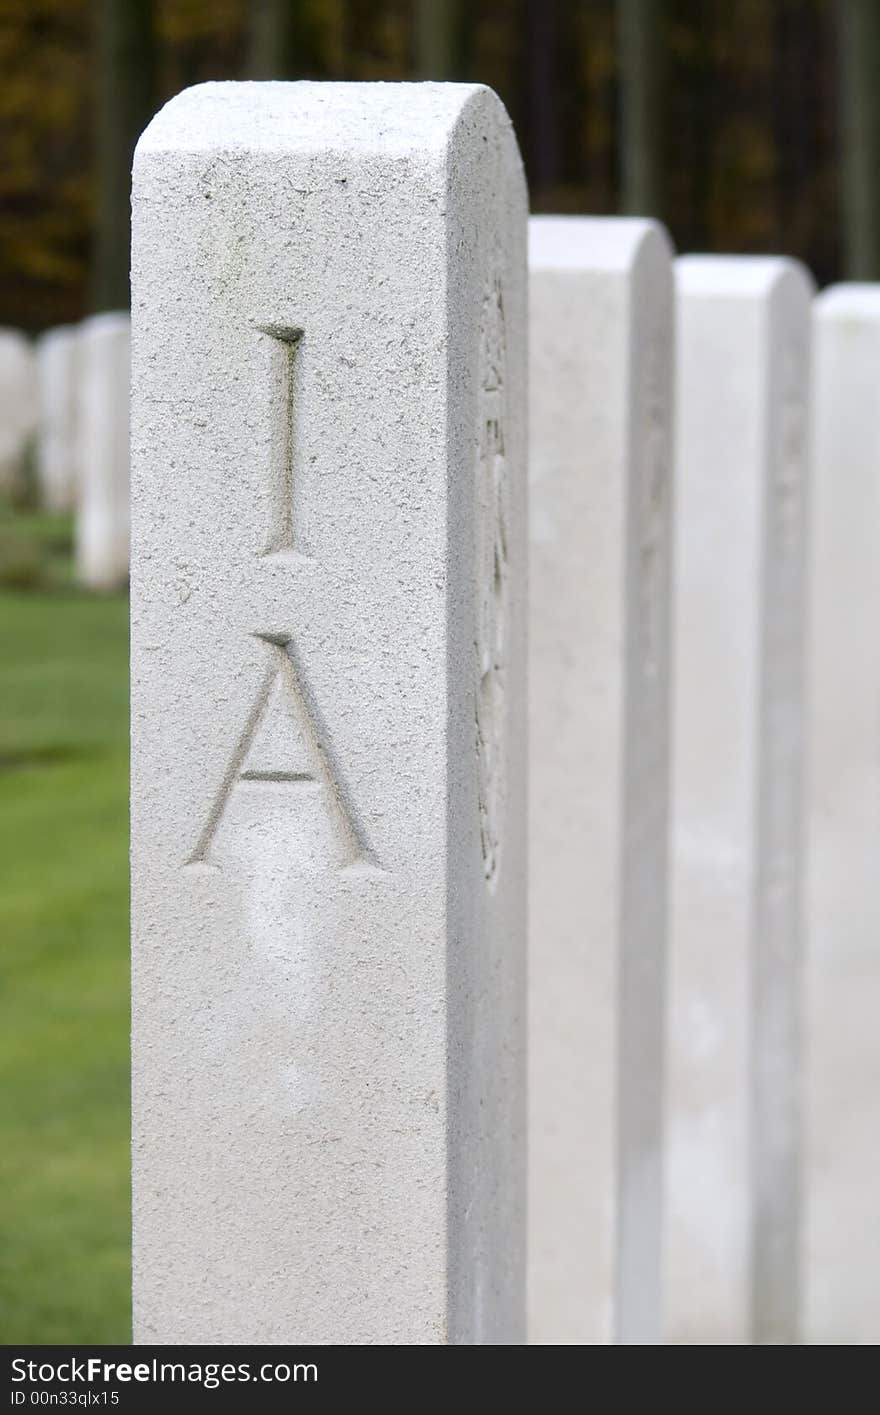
[
  {"xmin": 247, "ymin": 1, "xmax": 323, "ymax": 81},
  {"xmin": 414, "ymin": 0, "xmax": 462, "ymax": 79},
  {"xmin": 617, "ymin": 0, "xmax": 667, "ymax": 218},
  {"xmin": 837, "ymin": 0, "xmax": 880, "ymax": 278},
  {"xmin": 772, "ymin": 0, "xmax": 813, "ymax": 262},
  {"xmin": 249, "ymin": 0, "xmax": 293, "ymax": 79},
  {"xmin": 526, "ymin": 0, "xmax": 560, "ymax": 197},
  {"xmin": 92, "ymin": 0, "xmax": 155, "ymax": 313}
]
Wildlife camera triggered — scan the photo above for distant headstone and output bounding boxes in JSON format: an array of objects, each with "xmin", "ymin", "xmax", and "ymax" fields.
[
  {"xmin": 0, "ymin": 328, "xmax": 37, "ymax": 497},
  {"xmin": 36, "ymin": 325, "xmax": 79, "ymax": 513},
  {"xmin": 527, "ymin": 216, "xmax": 674, "ymax": 1345},
  {"xmin": 130, "ymin": 82, "xmax": 527, "ymax": 1344},
  {"xmin": 806, "ymin": 284, "xmax": 880, "ymax": 1346},
  {"xmin": 75, "ymin": 313, "xmax": 130, "ymax": 589},
  {"xmin": 666, "ymin": 256, "xmax": 812, "ymax": 1345}
]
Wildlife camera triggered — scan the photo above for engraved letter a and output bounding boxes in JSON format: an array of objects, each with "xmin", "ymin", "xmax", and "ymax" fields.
[{"xmin": 188, "ymin": 634, "xmax": 377, "ymax": 874}]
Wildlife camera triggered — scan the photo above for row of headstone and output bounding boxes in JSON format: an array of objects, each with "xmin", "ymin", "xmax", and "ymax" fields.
[
  {"xmin": 129, "ymin": 82, "xmax": 879, "ymax": 1344},
  {"xmin": 0, "ymin": 315, "xmax": 130, "ymax": 591}
]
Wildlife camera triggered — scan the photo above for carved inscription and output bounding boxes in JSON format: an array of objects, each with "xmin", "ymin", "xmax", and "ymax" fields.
[
  {"xmin": 189, "ymin": 634, "xmax": 376, "ymax": 873},
  {"xmin": 258, "ymin": 325, "xmax": 304, "ymax": 558},
  {"xmin": 186, "ymin": 321, "xmax": 381, "ymax": 877},
  {"xmin": 474, "ymin": 272, "xmax": 509, "ymax": 887}
]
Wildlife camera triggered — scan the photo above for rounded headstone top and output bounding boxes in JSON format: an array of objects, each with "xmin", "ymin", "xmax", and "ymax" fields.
[
  {"xmin": 815, "ymin": 282, "xmax": 880, "ymax": 320},
  {"xmin": 528, "ymin": 215, "xmax": 672, "ymax": 274},
  {"xmin": 135, "ymin": 80, "xmax": 516, "ymax": 162},
  {"xmin": 675, "ymin": 253, "xmax": 815, "ymax": 300}
]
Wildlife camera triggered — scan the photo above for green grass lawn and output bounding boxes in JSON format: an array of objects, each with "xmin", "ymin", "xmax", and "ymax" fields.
[{"xmin": 0, "ymin": 523, "xmax": 131, "ymax": 1342}]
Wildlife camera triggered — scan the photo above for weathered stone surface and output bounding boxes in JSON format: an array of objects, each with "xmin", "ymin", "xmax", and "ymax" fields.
[
  {"xmin": 806, "ymin": 284, "xmax": 880, "ymax": 1345},
  {"xmin": 528, "ymin": 216, "xmax": 674, "ymax": 1345},
  {"xmin": 666, "ymin": 256, "xmax": 812, "ymax": 1344},
  {"xmin": 131, "ymin": 81, "xmax": 527, "ymax": 1345}
]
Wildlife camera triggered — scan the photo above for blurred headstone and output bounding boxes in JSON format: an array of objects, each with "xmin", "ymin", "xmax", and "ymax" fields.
[
  {"xmin": 75, "ymin": 312, "xmax": 130, "ymax": 589},
  {"xmin": 527, "ymin": 216, "xmax": 674, "ymax": 1345},
  {"xmin": 36, "ymin": 325, "xmax": 79, "ymax": 513},
  {"xmin": 806, "ymin": 284, "xmax": 880, "ymax": 1345},
  {"xmin": 666, "ymin": 256, "xmax": 812, "ymax": 1344},
  {"xmin": 130, "ymin": 81, "xmax": 527, "ymax": 1344},
  {"xmin": 0, "ymin": 328, "xmax": 37, "ymax": 498}
]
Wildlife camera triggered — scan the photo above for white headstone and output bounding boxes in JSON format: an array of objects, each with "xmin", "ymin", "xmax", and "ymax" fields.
[
  {"xmin": 75, "ymin": 312, "xmax": 130, "ymax": 589},
  {"xmin": 666, "ymin": 256, "xmax": 812, "ymax": 1344},
  {"xmin": 0, "ymin": 328, "xmax": 37, "ymax": 496},
  {"xmin": 131, "ymin": 82, "xmax": 527, "ymax": 1345},
  {"xmin": 527, "ymin": 216, "xmax": 674, "ymax": 1345},
  {"xmin": 806, "ymin": 284, "xmax": 880, "ymax": 1345},
  {"xmin": 36, "ymin": 325, "xmax": 79, "ymax": 513}
]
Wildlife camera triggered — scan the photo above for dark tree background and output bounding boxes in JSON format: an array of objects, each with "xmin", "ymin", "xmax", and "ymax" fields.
[
  {"xmin": 0, "ymin": 0, "xmax": 856, "ymax": 331},
  {"xmin": 92, "ymin": 0, "xmax": 155, "ymax": 311}
]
